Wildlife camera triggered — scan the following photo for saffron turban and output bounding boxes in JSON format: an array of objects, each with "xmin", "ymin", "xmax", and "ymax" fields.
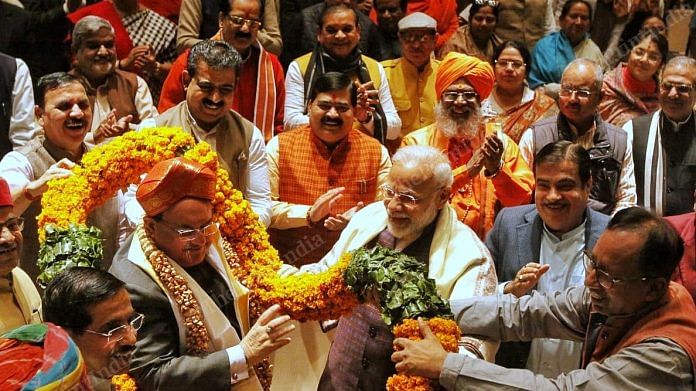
[
  {"xmin": 137, "ymin": 157, "xmax": 216, "ymax": 217},
  {"xmin": 0, "ymin": 178, "xmax": 12, "ymax": 207},
  {"xmin": 435, "ymin": 52, "xmax": 495, "ymax": 101},
  {"xmin": 0, "ymin": 323, "xmax": 90, "ymax": 390}
]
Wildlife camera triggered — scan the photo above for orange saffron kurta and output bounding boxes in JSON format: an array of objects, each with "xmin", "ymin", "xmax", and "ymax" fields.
[{"xmin": 402, "ymin": 123, "xmax": 534, "ymax": 239}]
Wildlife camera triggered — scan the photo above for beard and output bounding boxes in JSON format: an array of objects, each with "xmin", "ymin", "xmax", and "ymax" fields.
[
  {"xmin": 387, "ymin": 203, "xmax": 439, "ymax": 240},
  {"xmin": 435, "ymin": 103, "xmax": 481, "ymax": 139}
]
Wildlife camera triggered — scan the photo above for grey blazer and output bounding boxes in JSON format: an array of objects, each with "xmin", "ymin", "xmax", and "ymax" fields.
[
  {"xmin": 484, "ymin": 204, "xmax": 609, "ymax": 368},
  {"xmin": 109, "ymin": 235, "xmax": 232, "ymax": 391}
]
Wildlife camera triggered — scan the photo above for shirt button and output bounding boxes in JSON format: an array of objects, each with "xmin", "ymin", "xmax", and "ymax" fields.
[
  {"xmin": 666, "ymin": 187, "xmax": 673, "ymax": 193},
  {"xmin": 368, "ymin": 326, "xmax": 377, "ymax": 338},
  {"xmin": 232, "ymin": 372, "xmax": 238, "ymax": 380},
  {"xmin": 601, "ymin": 332, "xmax": 608, "ymax": 340},
  {"xmin": 361, "ymin": 356, "xmax": 369, "ymax": 368}
]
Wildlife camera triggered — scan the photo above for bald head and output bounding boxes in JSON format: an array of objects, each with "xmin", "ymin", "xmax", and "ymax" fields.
[{"xmin": 561, "ymin": 58, "xmax": 603, "ymax": 92}]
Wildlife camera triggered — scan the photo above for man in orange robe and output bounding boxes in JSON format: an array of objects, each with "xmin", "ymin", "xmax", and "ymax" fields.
[{"xmin": 403, "ymin": 52, "xmax": 533, "ymax": 238}]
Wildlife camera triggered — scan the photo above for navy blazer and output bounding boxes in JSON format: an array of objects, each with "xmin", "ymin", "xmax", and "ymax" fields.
[{"xmin": 485, "ymin": 204, "xmax": 609, "ymax": 368}]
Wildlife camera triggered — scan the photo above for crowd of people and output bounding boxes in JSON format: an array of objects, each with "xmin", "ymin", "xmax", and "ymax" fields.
[{"xmin": 0, "ymin": 0, "xmax": 695, "ymax": 389}]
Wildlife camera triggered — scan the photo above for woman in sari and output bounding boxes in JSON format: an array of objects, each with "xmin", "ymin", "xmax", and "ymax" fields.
[
  {"xmin": 439, "ymin": 0, "xmax": 502, "ymax": 63},
  {"xmin": 481, "ymin": 40, "xmax": 558, "ymax": 143},
  {"xmin": 599, "ymin": 31, "xmax": 667, "ymax": 127}
]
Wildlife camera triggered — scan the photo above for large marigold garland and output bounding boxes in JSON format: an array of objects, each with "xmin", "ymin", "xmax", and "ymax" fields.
[{"xmin": 38, "ymin": 128, "xmax": 461, "ymax": 391}]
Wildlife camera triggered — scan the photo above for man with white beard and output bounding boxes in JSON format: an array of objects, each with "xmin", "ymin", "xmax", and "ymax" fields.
[
  {"xmin": 403, "ymin": 52, "xmax": 534, "ymax": 239},
  {"xmin": 287, "ymin": 145, "xmax": 498, "ymax": 391}
]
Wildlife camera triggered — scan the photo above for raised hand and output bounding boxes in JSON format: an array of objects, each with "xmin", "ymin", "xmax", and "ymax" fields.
[{"xmin": 504, "ymin": 262, "xmax": 550, "ymax": 297}]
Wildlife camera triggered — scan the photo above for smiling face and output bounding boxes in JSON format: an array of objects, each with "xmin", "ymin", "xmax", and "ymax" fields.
[
  {"xmin": 71, "ymin": 288, "xmax": 137, "ymax": 378},
  {"xmin": 308, "ymin": 88, "xmax": 354, "ymax": 146},
  {"xmin": 145, "ymin": 197, "xmax": 215, "ymax": 267},
  {"xmin": 318, "ymin": 8, "xmax": 361, "ymax": 59},
  {"xmin": 659, "ymin": 62, "xmax": 696, "ymax": 122},
  {"xmin": 37, "ymin": 81, "xmax": 92, "ymax": 156},
  {"xmin": 184, "ymin": 61, "xmax": 237, "ymax": 130},
  {"xmin": 384, "ymin": 163, "xmax": 448, "ymax": 239},
  {"xmin": 0, "ymin": 206, "xmax": 21, "ymax": 278},
  {"xmin": 627, "ymin": 36, "xmax": 663, "ymax": 82},
  {"xmin": 535, "ymin": 159, "xmax": 590, "ymax": 236},
  {"xmin": 219, "ymin": 0, "xmax": 261, "ymax": 55},
  {"xmin": 74, "ymin": 28, "xmax": 117, "ymax": 85},
  {"xmin": 584, "ymin": 229, "xmax": 655, "ymax": 316},
  {"xmin": 559, "ymin": 2, "xmax": 591, "ymax": 45}
]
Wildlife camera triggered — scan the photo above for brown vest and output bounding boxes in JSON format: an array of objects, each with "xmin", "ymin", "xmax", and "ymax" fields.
[
  {"xmin": 268, "ymin": 126, "xmax": 382, "ymax": 266},
  {"xmin": 583, "ymin": 283, "xmax": 696, "ymax": 380},
  {"xmin": 19, "ymin": 136, "xmax": 120, "ymax": 289},
  {"xmin": 154, "ymin": 102, "xmax": 253, "ymax": 193},
  {"xmin": 69, "ymin": 68, "xmax": 141, "ymax": 124}
]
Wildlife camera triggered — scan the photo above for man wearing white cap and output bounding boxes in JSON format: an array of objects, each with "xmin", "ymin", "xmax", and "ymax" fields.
[{"xmin": 381, "ymin": 12, "xmax": 440, "ymax": 141}]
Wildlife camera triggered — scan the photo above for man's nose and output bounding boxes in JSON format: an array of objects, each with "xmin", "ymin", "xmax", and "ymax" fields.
[{"xmin": 69, "ymin": 104, "xmax": 84, "ymax": 117}]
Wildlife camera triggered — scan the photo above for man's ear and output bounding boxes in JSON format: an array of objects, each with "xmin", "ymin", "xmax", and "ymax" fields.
[
  {"xmin": 182, "ymin": 70, "xmax": 192, "ymax": 91},
  {"xmin": 219, "ymin": 11, "xmax": 225, "ymax": 29},
  {"xmin": 436, "ymin": 186, "xmax": 451, "ymax": 209},
  {"xmin": 34, "ymin": 106, "xmax": 44, "ymax": 127},
  {"xmin": 645, "ymin": 277, "xmax": 668, "ymax": 302}
]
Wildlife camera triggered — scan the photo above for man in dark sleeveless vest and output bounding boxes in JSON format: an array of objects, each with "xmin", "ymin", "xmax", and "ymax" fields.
[
  {"xmin": 284, "ymin": 4, "xmax": 402, "ymax": 144},
  {"xmin": 0, "ymin": 52, "xmax": 37, "ymax": 157},
  {"xmin": 519, "ymin": 58, "xmax": 636, "ymax": 215},
  {"xmin": 136, "ymin": 40, "xmax": 271, "ymax": 227},
  {"xmin": 624, "ymin": 56, "xmax": 696, "ymax": 217},
  {"xmin": 0, "ymin": 72, "xmax": 124, "ymax": 289},
  {"xmin": 69, "ymin": 16, "xmax": 157, "ymax": 141},
  {"xmin": 392, "ymin": 207, "xmax": 696, "ymax": 390},
  {"xmin": 267, "ymin": 72, "xmax": 390, "ymax": 267}
]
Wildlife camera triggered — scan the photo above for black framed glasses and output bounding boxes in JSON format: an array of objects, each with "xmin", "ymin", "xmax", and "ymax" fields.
[
  {"xmin": 159, "ymin": 220, "xmax": 217, "ymax": 241},
  {"xmin": 441, "ymin": 90, "xmax": 479, "ymax": 103},
  {"xmin": 85, "ymin": 313, "xmax": 145, "ymax": 344},
  {"xmin": 559, "ymin": 86, "xmax": 594, "ymax": 99},
  {"xmin": 660, "ymin": 82, "xmax": 694, "ymax": 95},
  {"xmin": 582, "ymin": 251, "xmax": 649, "ymax": 289},
  {"xmin": 226, "ymin": 14, "xmax": 261, "ymax": 30},
  {"xmin": 380, "ymin": 184, "xmax": 420, "ymax": 206},
  {"xmin": 0, "ymin": 217, "xmax": 24, "ymax": 233}
]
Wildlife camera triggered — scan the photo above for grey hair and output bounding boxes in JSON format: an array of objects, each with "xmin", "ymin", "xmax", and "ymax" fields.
[
  {"xmin": 392, "ymin": 145, "xmax": 454, "ymax": 188},
  {"xmin": 662, "ymin": 56, "xmax": 696, "ymax": 78},
  {"xmin": 562, "ymin": 58, "xmax": 603, "ymax": 91},
  {"xmin": 71, "ymin": 16, "xmax": 115, "ymax": 53},
  {"xmin": 187, "ymin": 40, "xmax": 242, "ymax": 78}
]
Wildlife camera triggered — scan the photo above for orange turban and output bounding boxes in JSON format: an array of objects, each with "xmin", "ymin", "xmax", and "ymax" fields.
[
  {"xmin": 435, "ymin": 52, "xmax": 495, "ymax": 101},
  {"xmin": 137, "ymin": 157, "xmax": 216, "ymax": 217}
]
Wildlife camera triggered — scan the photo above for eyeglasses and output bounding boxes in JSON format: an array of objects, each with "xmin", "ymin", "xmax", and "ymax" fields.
[
  {"xmin": 494, "ymin": 59, "xmax": 526, "ymax": 70},
  {"xmin": 441, "ymin": 90, "xmax": 479, "ymax": 103},
  {"xmin": 631, "ymin": 48, "xmax": 662, "ymax": 63},
  {"xmin": 0, "ymin": 217, "xmax": 24, "ymax": 233},
  {"xmin": 582, "ymin": 251, "xmax": 649, "ymax": 289},
  {"xmin": 226, "ymin": 14, "xmax": 262, "ymax": 30},
  {"xmin": 381, "ymin": 184, "xmax": 421, "ymax": 206},
  {"xmin": 315, "ymin": 100, "xmax": 351, "ymax": 113},
  {"xmin": 158, "ymin": 220, "xmax": 217, "ymax": 241},
  {"xmin": 399, "ymin": 32, "xmax": 435, "ymax": 44},
  {"xmin": 84, "ymin": 313, "xmax": 144, "ymax": 344},
  {"xmin": 660, "ymin": 82, "xmax": 694, "ymax": 95},
  {"xmin": 559, "ymin": 86, "xmax": 594, "ymax": 99}
]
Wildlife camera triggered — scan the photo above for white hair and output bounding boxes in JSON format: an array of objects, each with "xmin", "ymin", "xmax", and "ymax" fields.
[
  {"xmin": 434, "ymin": 102, "xmax": 481, "ymax": 139},
  {"xmin": 392, "ymin": 145, "xmax": 453, "ymax": 188}
]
